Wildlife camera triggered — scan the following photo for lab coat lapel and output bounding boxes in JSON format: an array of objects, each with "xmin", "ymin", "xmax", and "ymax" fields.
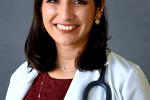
[
  {"xmin": 5, "ymin": 67, "xmax": 39, "ymax": 100},
  {"xmin": 64, "ymin": 69, "xmax": 99, "ymax": 100},
  {"xmin": 64, "ymin": 52, "xmax": 110, "ymax": 100}
]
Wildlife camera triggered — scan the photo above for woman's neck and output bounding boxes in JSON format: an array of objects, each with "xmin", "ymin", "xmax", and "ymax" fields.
[
  {"xmin": 48, "ymin": 45, "xmax": 83, "ymax": 79},
  {"xmin": 55, "ymin": 40, "xmax": 87, "ymax": 69},
  {"xmin": 56, "ymin": 45, "xmax": 81, "ymax": 68},
  {"xmin": 48, "ymin": 41, "xmax": 87, "ymax": 79}
]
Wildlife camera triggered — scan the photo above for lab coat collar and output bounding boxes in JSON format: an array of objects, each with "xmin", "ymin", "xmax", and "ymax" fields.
[
  {"xmin": 64, "ymin": 69, "xmax": 100, "ymax": 100},
  {"xmin": 64, "ymin": 53, "xmax": 111, "ymax": 100}
]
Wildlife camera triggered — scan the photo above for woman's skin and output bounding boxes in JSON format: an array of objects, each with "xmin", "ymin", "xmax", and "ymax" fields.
[{"xmin": 41, "ymin": 0, "xmax": 104, "ymax": 79}]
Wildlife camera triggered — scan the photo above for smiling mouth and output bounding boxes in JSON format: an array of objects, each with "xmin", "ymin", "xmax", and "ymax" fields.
[{"xmin": 56, "ymin": 24, "xmax": 79, "ymax": 32}]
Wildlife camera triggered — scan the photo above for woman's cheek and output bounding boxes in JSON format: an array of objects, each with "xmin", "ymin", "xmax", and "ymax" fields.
[{"xmin": 42, "ymin": 5, "xmax": 57, "ymax": 22}]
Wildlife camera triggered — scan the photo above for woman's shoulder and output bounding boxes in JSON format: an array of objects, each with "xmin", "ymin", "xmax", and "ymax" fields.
[
  {"xmin": 108, "ymin": 51, "xmax": 141, "ymax": 74},
  {"xmin": 12, "ymin": 62, "xmax": 30, "ymax": 74},
  {"xmin": 10, "ymin": 61, "xmax": 39, "ymax": 83},
  {"xmin": 6, "ymin": 62, "xmax": 39, "ymax": 99},
  {"xmin": 107, "ymin": 51, "xmax": 149, "ymax": 86},
  {"xmin": 107, "ymin": 51, "xmax": 148, "ymax": 81},
  {"xmin": 107, "ymin": 52, "xmax": 150, "ymax": 99}
]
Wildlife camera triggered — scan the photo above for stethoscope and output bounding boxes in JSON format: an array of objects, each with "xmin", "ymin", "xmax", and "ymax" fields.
[{"xmin": 82, "ymin": 66, "xmax": 112, "ymax": 100}]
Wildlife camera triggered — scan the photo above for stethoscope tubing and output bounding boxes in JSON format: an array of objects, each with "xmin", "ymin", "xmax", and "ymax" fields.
[{"xmin": 82, "ymin": 66, "xmax": 112, "ymax": 100}]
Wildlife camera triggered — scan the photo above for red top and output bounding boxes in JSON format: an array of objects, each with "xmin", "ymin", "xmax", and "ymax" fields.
[{"xmin": 24, "ymin": 72, "xmax": 72, "ymax": 100}]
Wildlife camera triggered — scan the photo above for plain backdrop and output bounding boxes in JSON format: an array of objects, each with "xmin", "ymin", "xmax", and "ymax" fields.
[{"xmin": 0, "ymin": 0, "xmax": 150, "ymax": 99}]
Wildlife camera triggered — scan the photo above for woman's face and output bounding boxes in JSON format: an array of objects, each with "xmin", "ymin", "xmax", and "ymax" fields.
[{"xmin": 42, "ymin": 0, "xmax": 96, "ymax": 47}]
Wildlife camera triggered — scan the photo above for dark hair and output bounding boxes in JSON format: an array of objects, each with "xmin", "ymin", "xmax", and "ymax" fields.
[{"xmin": 25, "ymin": 0, "xmax": 109, "ymax": 72}]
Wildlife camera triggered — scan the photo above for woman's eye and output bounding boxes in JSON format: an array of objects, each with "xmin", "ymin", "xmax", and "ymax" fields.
[
  {"xmin": 73, "ymin": 0, "xmax": 87, "ymax": 5},
  {"xmin": 47, "ymin": 0, "xmax": 58, "ymax": 3}
]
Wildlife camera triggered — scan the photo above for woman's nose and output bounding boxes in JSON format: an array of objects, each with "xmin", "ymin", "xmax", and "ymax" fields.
[{"xmin": 58, "ymin": 3, "xmax": 74, "ymax": 21}]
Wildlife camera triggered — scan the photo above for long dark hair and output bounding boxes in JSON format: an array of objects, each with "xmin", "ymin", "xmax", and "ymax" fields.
[{"xmin": 25, "ymin": 0, "xmax": 109, "ymax": 72}]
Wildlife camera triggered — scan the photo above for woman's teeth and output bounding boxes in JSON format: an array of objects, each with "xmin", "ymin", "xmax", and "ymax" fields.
[{"xmin": 56, "ymin": 24, "xmax": 77, "ymax": 31}]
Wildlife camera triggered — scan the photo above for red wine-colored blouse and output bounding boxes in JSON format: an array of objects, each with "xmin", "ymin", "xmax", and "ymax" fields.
[{"xmin": 24, "ymin": 72, "xmax": 72, "ymax": 100}]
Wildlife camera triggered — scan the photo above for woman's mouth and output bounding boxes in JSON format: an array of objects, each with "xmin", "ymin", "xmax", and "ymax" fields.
[{"xmin": 56, "ymin": 24, "xmax": 79, "ymax": 32}]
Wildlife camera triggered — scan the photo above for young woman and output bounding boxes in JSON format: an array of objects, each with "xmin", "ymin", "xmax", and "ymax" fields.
[{"xmin": 6, "ymin": 0, "xmax": 150, "ymax": 99}]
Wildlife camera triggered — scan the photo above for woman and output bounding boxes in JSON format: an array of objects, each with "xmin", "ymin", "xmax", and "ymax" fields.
[{"xmin": 5, "ymin": 0, "xmax": 150, "ymax": 99}]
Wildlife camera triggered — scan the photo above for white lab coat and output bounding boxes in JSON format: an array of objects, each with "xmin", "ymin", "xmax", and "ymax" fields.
[{"xmin": 5, "ymin": 52, "xmax": 150, "ymax": 100}]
